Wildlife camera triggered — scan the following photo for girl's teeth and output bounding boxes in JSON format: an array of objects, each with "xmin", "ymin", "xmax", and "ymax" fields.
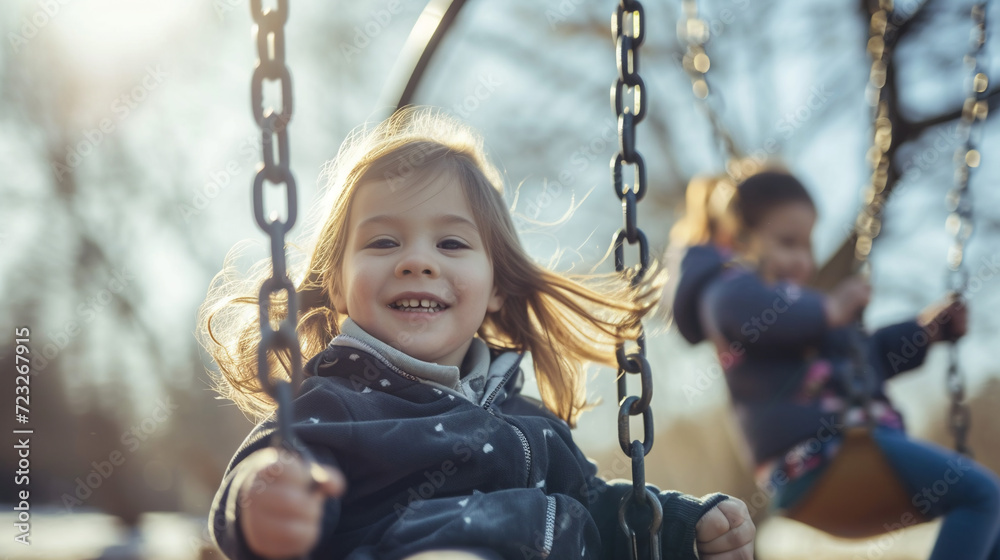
[{"xmin": 391, "ymin": 299, "xmax": 444, "ymax": 311}]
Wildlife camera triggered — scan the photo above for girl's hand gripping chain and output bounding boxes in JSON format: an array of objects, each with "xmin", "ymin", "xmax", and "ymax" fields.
[
  {"xmin": 695, "ymin": 498, "xmax": 755, "ymax": 559},
  {"xmin": 919, "ymin": 294, "xmax": 969, "ymax": 343},
  {"xmin": 824, "ymin": 275, "xmax": 872, "ymax": 328},
  {"xmin": 237, "ymin": 447, "xmax": 346, "ymax": 559}
]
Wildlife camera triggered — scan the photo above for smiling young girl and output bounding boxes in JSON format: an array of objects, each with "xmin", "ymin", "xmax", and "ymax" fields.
[
  {"xmin": 199, "ymin": 108, "xmax": 754, "ymax": 560},
  {"xmin": 671, "ymin": 171, "xmax": 1000, "ymax": 558}
]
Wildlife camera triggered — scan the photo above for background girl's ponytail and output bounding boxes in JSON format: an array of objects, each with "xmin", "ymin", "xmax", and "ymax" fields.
[
  {"xmin": 669, "ymin": 175, "xmax": 738, "ymax": 248},
  {"xmin": 670, "ymin": 161, "xmax": 815, "ymax": 251}
]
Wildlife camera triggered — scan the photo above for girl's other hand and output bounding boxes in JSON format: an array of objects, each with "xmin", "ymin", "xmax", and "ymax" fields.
[
  {"xmin": 824, "ymin": 275, "xmax": 871, "ymax": 328},
  {"xmin": 695, "ymin": 497, "xmax": 755, "ymax": 559},
  {"xmin": 919, "ymin": 294, "xmax": 968, "ymax": 343},
  {"xmin": 237, "ymin": 447, "xmax": 346, "ymax": 559}
]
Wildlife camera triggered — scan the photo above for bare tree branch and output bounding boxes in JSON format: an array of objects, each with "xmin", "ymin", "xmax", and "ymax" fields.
[{"xmin": 904, "ymin": 86, "xmax": 1000, "ymax": 138}]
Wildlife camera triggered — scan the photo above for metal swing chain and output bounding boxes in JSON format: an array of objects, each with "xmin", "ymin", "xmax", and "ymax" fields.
[
  {"xmin": 610, "ymin": 2, "xmax": 662, "ymax": 559},
  {"xmin": 250, "ymin": 0, "xmax": 307, "ymax": 453},
  {"xmin": 677, "ymin": 0, "xmax": 746, "ymax": 180},
  {"xmin": 840, "ymin": 0, "xmax": 897, "ymax": 427},
  {"xmin": 944, "ymin": 0, "xmax": 988, "ymax": 456},
  {"xmin": 854, "ymin": 0, "xmax": 894, "ymax": 266},
  {"xmin": 854, "ymin": 0, "xmax": 895, "ymax": 267}
]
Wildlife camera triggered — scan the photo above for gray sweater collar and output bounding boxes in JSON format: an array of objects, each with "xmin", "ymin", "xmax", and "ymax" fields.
[{"xmin": 333, "ymin": 318, "xmax": 513, "ymax": 404}]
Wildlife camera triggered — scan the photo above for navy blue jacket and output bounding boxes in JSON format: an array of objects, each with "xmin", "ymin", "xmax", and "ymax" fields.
[
  {"xmin": 209, "ymin": 341, "xmax": 728, "ymax": 560},
  {"xmin": 673, "ymin": 245, "xmax": 930, "ymax": 464}
]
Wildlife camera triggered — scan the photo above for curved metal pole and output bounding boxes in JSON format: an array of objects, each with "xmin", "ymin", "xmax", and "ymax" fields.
[{"xmin": 375, "ymin": 0, "xmax": 470, "ymax": 115}]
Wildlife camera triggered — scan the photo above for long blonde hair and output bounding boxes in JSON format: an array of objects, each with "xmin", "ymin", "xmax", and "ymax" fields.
[{"xmin": 198, "ymin": 107, "xmax": 663, "ymax": 427}]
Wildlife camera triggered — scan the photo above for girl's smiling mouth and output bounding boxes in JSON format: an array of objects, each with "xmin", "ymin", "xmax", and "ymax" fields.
[
  {"xmin": 386, "ymin": 292, "xmax": 451, "ymax": 313},
  {"xmin": 388, "ymin": 299, "xmax": 449, "ymax": 312}
]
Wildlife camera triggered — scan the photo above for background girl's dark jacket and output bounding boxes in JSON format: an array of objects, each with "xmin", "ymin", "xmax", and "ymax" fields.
[
  {"xmin": 672, "ymin": 244, "xmax": 931, "ymax": 465},
  {"xmin": 209, "ymin": 339, "xmax": 727, "ymax": 560}
]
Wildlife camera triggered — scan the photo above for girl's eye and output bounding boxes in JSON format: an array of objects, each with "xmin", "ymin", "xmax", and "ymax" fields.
[
  {"xmin": 366, "ymin": 238, "xmax": 397, "ymax": 249},
  {"xmin": 439, "ymin": 239, "xmax": 468, "ymax": 250}
]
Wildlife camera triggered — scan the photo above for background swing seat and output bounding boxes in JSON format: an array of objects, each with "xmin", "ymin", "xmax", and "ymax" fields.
[{"xmin": 784, "ymin": 427, "xmax": 930, "ymax": 539}]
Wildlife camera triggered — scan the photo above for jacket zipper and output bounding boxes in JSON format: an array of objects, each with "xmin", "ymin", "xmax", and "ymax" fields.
[
  {"xmin": 542, "ymin": 495, "xmax": 556, "ymax": 557},
  {"xmin": 482, "ymin": 353, "xmax": 522, "ymax": 407},
  {"xmin": 332, "ymin": 336, "xmax": 423, "ymax": 383},
  {"xmin": 483, "ymin": 356, "xmax": 533, "ymax": 487}
]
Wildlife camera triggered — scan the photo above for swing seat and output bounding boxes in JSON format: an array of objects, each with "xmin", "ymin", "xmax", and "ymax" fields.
[{"xmin": 784, "ymin": 427, "xmax": 929, "ymax": 539}]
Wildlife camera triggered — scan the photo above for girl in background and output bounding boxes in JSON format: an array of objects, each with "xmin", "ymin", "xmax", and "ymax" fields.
[{"xmin": 670, "ymin": 170, "xmax": 1000, "ymax": 558}]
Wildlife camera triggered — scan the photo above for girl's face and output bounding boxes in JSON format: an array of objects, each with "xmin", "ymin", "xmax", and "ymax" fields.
[
  {"xmin": 333, "ymin": 172, "xmax": 503, "ymax": 368},
  {"xmin": 745, "ymin": 202, "xmax": 816, "ymax": 285}
]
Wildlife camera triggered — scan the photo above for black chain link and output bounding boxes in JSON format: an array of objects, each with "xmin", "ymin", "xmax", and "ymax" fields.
[
  {"xmin": 250, "ymin": 0, "xmax": 308, "ymax": 458},
  {"xmin": 610, "ymin": 1, "xmax": 661, "ymax": 558},
  {"xmin": 617, "ymin": 442, "xmax": 662, "ymax": 560},
  {"xmin": 944, "ymin": 0, "xmax": 988, "ymax": 457},
  {"xmin": 842, "ymin": 327, "xmax": 876, "ymax": 428}
]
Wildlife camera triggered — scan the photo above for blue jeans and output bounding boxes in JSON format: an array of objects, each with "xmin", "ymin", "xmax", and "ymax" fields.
[{"xmin": 873, "ymin": 428, "xmax": 1000, "ymax": 559}]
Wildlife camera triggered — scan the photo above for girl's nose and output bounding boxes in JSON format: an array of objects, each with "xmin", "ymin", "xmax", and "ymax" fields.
[{"xmin": 395, "ymin": 248, "xmax": 439, "ymax": 278}]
